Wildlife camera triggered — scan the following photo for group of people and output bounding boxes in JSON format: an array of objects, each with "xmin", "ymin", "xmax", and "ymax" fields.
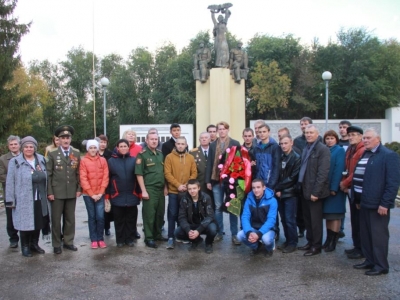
[{"xmin": 1, "ymin": 118, "xmax": 399, "ymax": 276}]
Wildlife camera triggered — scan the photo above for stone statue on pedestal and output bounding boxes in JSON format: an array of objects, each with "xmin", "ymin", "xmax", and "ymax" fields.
[
  {"xmin": 208, "ymin": 3, "xmax": 232, "ymax": 68},
  {"xmin": 229, "ymin": 42, "xmax": 248, "ymax": 84},
  {"xmin": 193, "ymin": 42, "xmax": 211, "ymax": 83}
]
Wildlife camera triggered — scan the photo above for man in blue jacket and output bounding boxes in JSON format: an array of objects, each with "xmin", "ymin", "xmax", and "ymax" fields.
[
  {"xmin": 237, "ymin": 179, "xmax": 277, "ymax": 257},
  {"xmin": 352, "ymin": 128, "xmax": 400, "ymax": 276}
]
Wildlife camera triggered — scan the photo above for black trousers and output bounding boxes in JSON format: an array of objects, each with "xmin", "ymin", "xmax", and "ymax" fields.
[
  {"xmin": 113, "ymin": 206, "xmax": 138, "ymax": 244},
  {"xmin": 360, "ymin": 207, "xmax": 390, "ymax": 271},
  {"xmin": 6, "ymin": 207, "xmax": 19, "ymax": 243},
  {"xmin": 302, "ymin": 197, "xmax": 323, "ymax": 248},
  {"xmin": 296, "ymin": 195, "xmax": 306, "ymax": 232},
  {"xmin": 174, "ymin": 223, "xmax": 217, "ymax": 245},
  {"xmin": 349, "ymin": 199, "xmax": 362, "ymax": 252}
]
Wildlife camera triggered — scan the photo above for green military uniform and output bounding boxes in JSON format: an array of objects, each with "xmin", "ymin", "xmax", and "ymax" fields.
[
  {"xmin": 135, "ymin": 148, "xmax": 165, "ymax": 242},
  {"xmin": 47, "ymin": 125, "xmax": 81, "ymax": 249}
]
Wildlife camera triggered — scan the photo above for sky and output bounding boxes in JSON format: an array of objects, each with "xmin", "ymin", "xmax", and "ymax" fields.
[{"xmin": 13, "ymin": 0, "xmax": 400, "ymax": 65}]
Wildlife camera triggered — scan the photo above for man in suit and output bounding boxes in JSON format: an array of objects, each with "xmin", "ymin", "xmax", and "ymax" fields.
[
  {"xmin": 162, "ymin": 123, "xmax": 182, "ymax": 160},
  {"xmin": 0, "ymin": 135, "xmax": 21, "ymax": 248},
  {"xmin": 297, "ymin": 124, "xmax": 330, "ymax": 256},
  {"xmin": 47, "ymin": 125, "xmax": 81, "ymax": 254},
  {"xmin": 353, "ymin": 128, "xmax": 400, "ymax": 276},
  {"xmin": 205, "ymin": 121, "xmax": 241, "ymax": 244}
]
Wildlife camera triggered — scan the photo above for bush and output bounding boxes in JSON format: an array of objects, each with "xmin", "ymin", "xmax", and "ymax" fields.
[{"xmin": 384, "ymin": 142, "xmax": 400, "ymax": 157}]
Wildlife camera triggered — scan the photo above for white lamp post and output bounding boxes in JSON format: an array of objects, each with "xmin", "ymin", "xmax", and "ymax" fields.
[
  {"xmin": 322, "ymin": 71, "xmax": 332, "ymax": 132},
  {"xmin": 100, "ymin": 77, "xmax": 110, "ymax": 136}
]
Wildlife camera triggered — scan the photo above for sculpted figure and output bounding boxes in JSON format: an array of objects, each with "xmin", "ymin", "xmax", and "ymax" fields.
[
  {"xmin": 193, "ymin": 42, "xmax": 211, "ymax": 83},
  {"xmin": 229, "ymin": 42, "xmax": 249, "ymax": 83},
  {"xmin": 208, "ymin": 3, "xmax": 232, "ymax": 68}
]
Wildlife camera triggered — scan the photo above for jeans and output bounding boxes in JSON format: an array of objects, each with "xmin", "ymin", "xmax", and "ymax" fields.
[
  {"xmin": 213, "ymin": 183, "xmax": 238, "ymax": 236},
  {"xmin": 167, "ymin": 193, "xmax": 180, "ymax": 238},
  {"xmin": 83, "ymin": 196, "xmax": 105, "ymax": 242},
  {"xmin": 174, "ymin": 222, "xmax": 217, "ymax": 245},
  {"xmin": 278, "ymin": 196, "xmax": 298, "ymax": 246},
  {"xmin": 237, "ymin": 229, "xmax": 275, "ymax": 251}
]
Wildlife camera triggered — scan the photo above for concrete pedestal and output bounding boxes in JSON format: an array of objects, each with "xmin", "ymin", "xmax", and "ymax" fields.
[{"xmin": 195, "ymin": 68, "xmax": 245, "ymax": 141}]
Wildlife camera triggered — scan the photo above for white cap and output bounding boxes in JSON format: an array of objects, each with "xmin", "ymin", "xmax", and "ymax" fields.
[{"xmin": 86, "ymin": 139, "xmax": 99, "ymax": 151}]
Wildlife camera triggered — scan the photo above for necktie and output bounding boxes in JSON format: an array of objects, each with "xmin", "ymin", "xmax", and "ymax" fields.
[
  {"xmin": 64, "ymin": 150, "xmax": 69, "ymax": 157},
  {"xmin": 204, "ymin": 150, "xmax": 208, "ymax": 158}
]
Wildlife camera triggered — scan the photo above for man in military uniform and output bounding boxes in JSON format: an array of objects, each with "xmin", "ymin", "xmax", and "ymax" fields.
[
  {"xmin": 229, "ymin": 41, "xmax": 249, "ymax": 83},
  {"xmin": 47, "ymin": 125, "xmax": 81, "ymax": 254},
  {"xmin": 193, "ymin": 42, "xmax": 211, "ymax": 83},
  {"xmin": 136, "ymin": 132, "xmax": 168, "ymax": 248}
]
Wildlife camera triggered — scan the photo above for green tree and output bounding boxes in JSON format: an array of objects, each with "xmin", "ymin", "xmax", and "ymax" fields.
[
  {"xmin": 249, "ymin": 61, "xmax": 291, "ymax": 119},
  {"xmin": 0, "ymin": 0, "xmax": 30, "ymax": 136}
]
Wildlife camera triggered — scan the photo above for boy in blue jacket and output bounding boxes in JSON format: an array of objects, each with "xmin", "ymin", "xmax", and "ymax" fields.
[{"xmin": 237, "ymin": 179, "xmax": 278, "ymax": 257}]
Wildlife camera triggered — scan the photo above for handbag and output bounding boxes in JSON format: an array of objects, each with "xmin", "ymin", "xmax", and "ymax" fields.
[{"xmin": 104, "ymin": 198, "xmax": 111, "ymax": 213}]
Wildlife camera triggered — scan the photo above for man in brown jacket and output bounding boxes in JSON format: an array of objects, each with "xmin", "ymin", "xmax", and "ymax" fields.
[
  {"xmin": 164, "ymin": 136, "xmax": 197, "ymax": 249},
  {"xmin": 0, "ymin": 135, "xmax": 21, "ymax": 248}
]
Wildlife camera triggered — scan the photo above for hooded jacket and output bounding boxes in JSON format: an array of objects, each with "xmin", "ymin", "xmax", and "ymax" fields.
[
  {"xmin": 79, "ymin": 153, "xmax": 109, "ymax": 197},
  {"xmin": 242, "ymin": 188, "xmax": 277, "ymax": 238},
  {"xmin": 252, "ymin": 139, "xmax": 281, "ymax": 189},
  {"xmin": 164, "ymin": 149, "xmax": 197, "ymax": 194}
]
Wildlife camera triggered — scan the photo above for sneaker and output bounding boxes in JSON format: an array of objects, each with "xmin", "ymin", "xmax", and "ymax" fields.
[
  {"xmin": 214, "ymin": 234, "xmax": 223, "ymax": 242},
  {"xmin": 205, "ymin": 244, "xmax": 213, "ymax": 254},
  {"xmin": 232, "ymin": 236, "xmax": 241, "ymax": 245},
  {"xmin": 277, "ymin": 242, "xmax": 288, "ymax": 251},
  {"xmin": 176, "ymin": 238, "xmax": 190, "ymax": 244},
  {"xmin": 91, "ymin": 241, "xmax": 98, "ymax": 249},
  {"xmin": 98, "ymin": 241, "xmax": 107, "ymax": 248},
  {"xmin": 9, "ymin": 242, "xmax": 18, "ymax": 248},
  {"xmin": 166, "ymin": 238, "xmax": 174, "ymax": 249}
]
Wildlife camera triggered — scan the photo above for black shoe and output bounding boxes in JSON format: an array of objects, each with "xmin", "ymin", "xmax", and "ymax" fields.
[
  {"xmin": 117, "ymin": 243, "xmax": 124, "ymax": 248},
  {"xmin": 345, "ymin": 248, "xmax": 355, "ymax": 254},
  {"xmin": 275, "ymin": 232, "xmax": 280, "ymax": 241},
  {"xmin": 30, "ymin": 244, "xmax": 45, "ymax": 254},
  {"xmin": 365, "ymin": 269, "xmax": 389, "ymax": 276},
  {"xmin": 21, "ymin": 246, "xmax": 33, "ymax": 257},
  {"xmin": 205, "ymin": 244, "xmax": 213, "ymax": 254},
  {"xmin": 53, "ymin": 247, "xmax": 62, "ymax": 254},
  {"xmin": 134, "ymin": 232, "xmax": 141, "ymax": 239},
  {"xmin": 304, "ymin": 247, "xmax": 321, "ymax": 256},
  {"xmin": 189, "ymin": 237, "xmax": 203, "ymax": 251},
  {"xmin": 347, "ymin": 252, "xmax": 365, "ymax": 259},
  {"xmin": 105, "ymin": 229, "xmax": 110, "ymax": 236},
  {"xmin": 338, "ymin": 231, "xmax": 345, "ymax": 239},
  {"xmin": 277, "ymin": 242, "xmax": 288, "ymax": 251},
  {"xmin": 298, "ymin": 243, "xmax": 311, "ymax": 251},
  {"xmin": 145, "ymin": 240, "xmax": 158, "ymax": 248},
  {"xmin": 63, "ymin": 244, "xmax": 78, "ymax": 251},
  {"xmin": 155, "ymin": 236, "xmax": 168, "ymax": 242},
  {"xmin": 353, "ymin": 261, "xmax": 374, "ymax": 270},
  {"xmin": 265, "ymin": 250, "xmax": 273, "ymax": 258},
  {"xmin": 282, "ymin": 245, "xmax": 297, "ymax": 253},
  {"xmin": 9, "ymin": 242, "xmax": 18, "ymax": 248},
  {"xmin": 126, "ymin": 241, "xmax": 134, "ymax": 247},
  {"xmin": 298, "ymin": 230, "xmax": 305, "ymax": 238}
]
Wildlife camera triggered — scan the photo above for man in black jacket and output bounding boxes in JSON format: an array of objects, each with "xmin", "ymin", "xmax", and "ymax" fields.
[
  {"xmin": 297, "ymin": 124, "xmax": 330, "ymax": 256},
  {"xmin": 275, "ymin": 135, "xmax": 301, "ymax": 253},
  {"xmin": 175, "ymin": 179, "xmax": 217, "ymax": 253},
  {"xmin": 162, "ymin": 123, "xmax": 182, "ymax": 160}
]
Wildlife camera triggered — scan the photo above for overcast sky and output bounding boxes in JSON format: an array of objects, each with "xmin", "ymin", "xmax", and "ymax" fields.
[{"xmin": 14, "ymin": 0, "xmax": 400, "ymax": 65}]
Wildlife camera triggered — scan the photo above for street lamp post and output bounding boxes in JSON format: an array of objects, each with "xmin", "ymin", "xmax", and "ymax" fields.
[
  {"xmin": 100, "ymin": 77, "xmax": 110, "ymax": 136},
  {"xmin": 322, "ymin": 71, "xmax": 332, "ymax": 133}
]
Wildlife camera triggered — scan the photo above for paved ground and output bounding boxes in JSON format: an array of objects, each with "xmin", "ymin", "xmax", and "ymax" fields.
[{"xmin": 0, "ymin": 199, "xmax": 399, "ymax": 300}]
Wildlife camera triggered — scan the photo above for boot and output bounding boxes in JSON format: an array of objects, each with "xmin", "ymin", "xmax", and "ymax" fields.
[
  {"xmin": 30, "ymin": 230, "xmax": 45, "ymax": 254},
  {"xmin": 325, "ymin": 231, "xmax": 339, "ymax": 252},
  {"xmin": 20, "ymin": 232, "xmax": 33, "ymax": 257},
  {"xmin": 322, "ymin": 229, "xmax": 333, "ymax": 249}
]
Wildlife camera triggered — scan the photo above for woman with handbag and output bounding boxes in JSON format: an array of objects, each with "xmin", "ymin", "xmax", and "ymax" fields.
[
  {"xmin": 80, "ymin": 139, "xmax": 109, "ymax": 249},
  {"xmin": 107, "ymin": 139, "xmax": 141, "ymax": 247},
  {"xmin": 6, "ymin": 136, "xmax": 49, "ymax": 257}
]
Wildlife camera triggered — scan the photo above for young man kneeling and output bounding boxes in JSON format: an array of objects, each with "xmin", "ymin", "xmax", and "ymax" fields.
[
  {"xmin": 174, "ymin": 179, "xmax": 217, "ymax": 253},
  {"xmin": 237, "ymin": 179, "xmax": 278, "ymax": 257}
]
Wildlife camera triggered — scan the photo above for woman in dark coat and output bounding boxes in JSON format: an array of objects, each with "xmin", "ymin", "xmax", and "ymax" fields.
[
  {"xmin": 107, "ymin": 139, "xmax": 141, "ymax": 247},
  {"xmin": 6, "ymin": 136, "xmax": 49, "ymax": 257},
  {"xmin": 322, "ymin": 130, "xmax": 346, "ymax": 252}
]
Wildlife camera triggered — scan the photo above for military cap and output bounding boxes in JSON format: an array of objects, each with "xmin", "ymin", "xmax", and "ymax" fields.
[
  {"xmin": 55, "ymin": 125, "xmax": 75, "ymax": 137},
  {"xmin": 347, "ymin": 126, "xmax": 363, "ymax": 135}
]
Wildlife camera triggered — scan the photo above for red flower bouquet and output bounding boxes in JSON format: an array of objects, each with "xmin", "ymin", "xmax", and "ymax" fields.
[{"xmin": 218, "ymin": 146, "xmax": 252, "ymax": 216}]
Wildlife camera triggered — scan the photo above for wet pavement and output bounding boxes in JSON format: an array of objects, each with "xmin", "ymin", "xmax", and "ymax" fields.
[{"xmin": 0, "ymin": 199, "xmax": 399, "ymax": 300}]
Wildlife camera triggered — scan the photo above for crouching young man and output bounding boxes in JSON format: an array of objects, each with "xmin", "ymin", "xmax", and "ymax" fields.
[
  {"xmin": 174, "ymin": 179, "xmax": 217, "ymax": 253},
  {"xmin": 237, "ymin": 179, "xmax": 278, "ymax": 257}
]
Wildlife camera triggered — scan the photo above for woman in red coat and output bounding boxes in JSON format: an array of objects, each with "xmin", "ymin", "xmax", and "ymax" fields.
[{"xmin": 80, "ymin": 140, "xmax": 109, "ymax": 249}]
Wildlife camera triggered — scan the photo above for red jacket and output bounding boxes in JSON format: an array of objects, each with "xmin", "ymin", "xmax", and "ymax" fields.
[
  {"xmin": 129, "ymin": 143, "xmax": 142, "ymax": 158},
  {"xmin": 80, "ymin": 153, "xmax": 109, "ymax": 197},
  {"xmin": 340, "ymin": 142, "xmax": 365, "ymax": 189}
]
